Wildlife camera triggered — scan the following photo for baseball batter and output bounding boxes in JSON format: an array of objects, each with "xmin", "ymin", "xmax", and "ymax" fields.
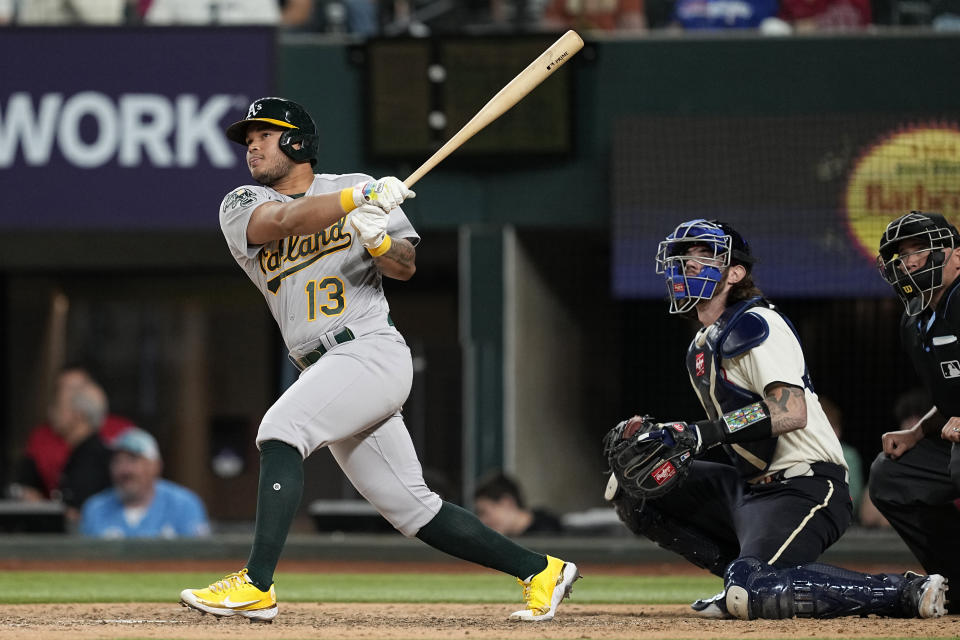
[
  {"xmin": 604, "ymin": 218, "xmax": 947, "ymax": 620},
  {"xmin": 178, "ymin": 97, "xmax": 578, "ymax": 623}
]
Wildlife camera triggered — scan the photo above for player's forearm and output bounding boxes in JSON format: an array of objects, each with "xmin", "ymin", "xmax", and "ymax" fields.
[
  {"xmin": 764, "ymin": 384, "xmax": 807, "ymax": 435},
  {"xmin": 374, "ymin": 237, "xmax": 416, "ymax": 280},
  {"xmin": 247, "ymin": 195, "xmax": 352, "ymax": 245},
  {"xmin": 274, "ymin": 194, "xmax": 352, "ymax": 236}
]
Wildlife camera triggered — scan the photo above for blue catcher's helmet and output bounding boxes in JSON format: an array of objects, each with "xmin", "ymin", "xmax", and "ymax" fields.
[
  {"xmin": 655, "ymin": 219, "xmax": 754, "ymax": 314},
  {"xmin": 877, "ymin": 211, "xmax": 959, "ymax": 316}
]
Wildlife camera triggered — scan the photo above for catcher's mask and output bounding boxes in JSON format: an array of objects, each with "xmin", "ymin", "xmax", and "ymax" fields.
[
  {"xmin": 655, "ymin": 219, "xmax": 755, "ymax": 314},
  {"xmin": 226, "ymin": 97, "xmax": 319, "ymax": 166},
  {"xmin": 877, "ymin": 211, "xmax": 959, "ymax": 316}
]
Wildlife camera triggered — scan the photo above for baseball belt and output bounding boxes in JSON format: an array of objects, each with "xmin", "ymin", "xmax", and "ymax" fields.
[
  {"xmin": 749, "ymin": 461, "xmax": 847, "ymax": 485},
  {"xmin": 289, "ymin": 313, "xmax": 395, "ymax": 371}
]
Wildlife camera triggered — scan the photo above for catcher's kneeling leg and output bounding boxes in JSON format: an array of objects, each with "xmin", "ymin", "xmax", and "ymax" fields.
[
  {"xmin": 724, "ymin": 557, "xmax": 913, "ymax": 620},
  {"xmin": 611, "ymin": 492, "xmax": 728, "ymax": 576}
]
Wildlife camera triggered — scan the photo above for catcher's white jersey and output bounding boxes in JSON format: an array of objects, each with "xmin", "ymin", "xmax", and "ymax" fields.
[
  {"xmin": 716, "ymin": 306, "xmax": 847, "ymax": 474},
  {"xmin": 219, "ymin": 173, "xmax": 419, "ymax": 353}
]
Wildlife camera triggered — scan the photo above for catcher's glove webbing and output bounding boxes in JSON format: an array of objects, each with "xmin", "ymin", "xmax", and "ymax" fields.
[{"xmin": 603, "ymin": 416, "xmax": 698, "ymax": 500}]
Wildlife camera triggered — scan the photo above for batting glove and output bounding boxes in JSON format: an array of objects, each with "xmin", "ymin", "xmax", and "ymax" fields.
[
  {"xmin": 350, "ymin": 204, "xmax": 392, "ymax": 256},
  {"xmin": 343, "ymin": 177, "xmax": 415, "ymax": 213}
]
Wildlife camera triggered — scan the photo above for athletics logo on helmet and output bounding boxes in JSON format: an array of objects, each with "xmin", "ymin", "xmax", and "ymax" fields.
[
  {"xmin": 655, "ymin": 219, "xmax": 755, "ymax": 314},
  {"xmin": 877, "ymin": 211, "xmax": 959, "ymax": 316},
  {"xmin": 225, "ymin": 97, "xmax": 319, "ymax": 166}
]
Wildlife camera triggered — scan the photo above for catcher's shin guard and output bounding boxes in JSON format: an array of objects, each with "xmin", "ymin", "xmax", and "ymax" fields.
[
  {"xmin": 612, "ymin": 495, "xmax": 729, "ymax": 576},
  {"xmin": 724, "ymin": 557, "xmax": 943, "ymax": 619}
]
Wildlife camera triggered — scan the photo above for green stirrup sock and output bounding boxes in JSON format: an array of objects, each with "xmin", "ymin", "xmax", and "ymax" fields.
[
  {"xmin": 244, "ymin": 440, "xmax": 303, "ymax": 591},
  {"xmin": 416, "ymin": 501, "xmax": 548, "ymax": 580}
]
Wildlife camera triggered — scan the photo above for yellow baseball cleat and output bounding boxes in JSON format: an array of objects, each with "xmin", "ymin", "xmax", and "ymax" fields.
[
  {"xmin": 179, "ymin": 568, "xmax": 277, "ymax": 622},
  {"xmin": 510, "ymin": 555, "xmax": 580, "ymax": 621}
]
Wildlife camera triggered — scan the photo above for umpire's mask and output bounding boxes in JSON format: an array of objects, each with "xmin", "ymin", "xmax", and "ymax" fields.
[{"xmin": 877, "ymin": 211, "xmax": 959, "ymax": 316}]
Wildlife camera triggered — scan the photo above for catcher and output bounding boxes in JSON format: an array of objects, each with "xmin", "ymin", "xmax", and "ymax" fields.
[{"xmin": 603, "ymin": 219, "xmax": 947, "ymax": 620}]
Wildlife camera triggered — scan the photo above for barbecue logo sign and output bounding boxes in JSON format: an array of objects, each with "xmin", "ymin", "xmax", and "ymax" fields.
[{"xmin": 845, "ymin": 124, "xmax": 960, "ymax": 259}]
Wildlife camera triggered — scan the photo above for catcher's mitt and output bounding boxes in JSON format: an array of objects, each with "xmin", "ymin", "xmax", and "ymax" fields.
[{"xmin": 603, "ymin": 416, "xmax": 697, "ymax": 500}]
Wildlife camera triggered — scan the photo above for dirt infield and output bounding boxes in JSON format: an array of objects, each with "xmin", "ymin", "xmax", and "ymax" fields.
[
  {"xmin": 2, "ymin": 602, "xmax": 958, "ymax": 640},
  {"xmin": 4, "ymin": 560, "xmax": 955, "ymax": 638}
]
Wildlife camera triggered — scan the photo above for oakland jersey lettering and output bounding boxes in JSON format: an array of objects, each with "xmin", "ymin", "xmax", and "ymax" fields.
[
  {"xmin": 259, "ymin": 218, "xmax": 353, "ymax": 294},
  {"xmin": 219, "ymin": 173, "xmax": 418, "ymax": 353}
]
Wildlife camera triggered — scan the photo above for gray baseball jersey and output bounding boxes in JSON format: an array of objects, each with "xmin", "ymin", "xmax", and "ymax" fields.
[
  {"xmin": 220, "ymin": 172, "xmax": 419, "ymax": 353},
  {"xmin": 218, "ymin": 172, "xmax": 441, "ymax": 537}
]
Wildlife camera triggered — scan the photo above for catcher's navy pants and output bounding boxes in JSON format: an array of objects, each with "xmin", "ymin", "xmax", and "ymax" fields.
[{"xmin": 628, "ymin": 460, "xmax": 852, "ymax": 575}]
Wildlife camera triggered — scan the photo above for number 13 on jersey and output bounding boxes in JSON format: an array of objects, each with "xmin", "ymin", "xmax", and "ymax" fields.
[{"xmin": 305, "ymin": 277, "xmax": 345, "ymax": 320}]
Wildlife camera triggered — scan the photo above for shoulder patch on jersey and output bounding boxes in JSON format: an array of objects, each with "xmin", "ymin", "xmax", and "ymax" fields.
[
  {"xmin": 721, "ymin": 311, "xmax": 770, "ymax": 358},
  {"xmin": 223, "ymin": 187, "xmax": 258, "ymax": 211}
]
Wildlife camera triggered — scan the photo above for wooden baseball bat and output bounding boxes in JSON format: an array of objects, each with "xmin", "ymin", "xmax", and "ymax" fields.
[{"xmin": 403, "ymin": 30, "xmax": 584, "ymax": 189}]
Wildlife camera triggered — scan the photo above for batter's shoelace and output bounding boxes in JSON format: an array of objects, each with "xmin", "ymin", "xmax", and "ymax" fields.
[{"xmin": 209, "ymin": 572, "xmax": 246, "ymax": 594}]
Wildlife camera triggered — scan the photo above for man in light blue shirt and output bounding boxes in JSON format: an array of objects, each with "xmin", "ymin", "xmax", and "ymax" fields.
[{"xmin": 80, "ymin": 427, "xmax": 210, "ymax": 539}]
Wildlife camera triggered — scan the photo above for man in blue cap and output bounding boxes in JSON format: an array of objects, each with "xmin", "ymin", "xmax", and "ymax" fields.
[{"xmin": 80, "ymin": 427, "xmax": 210, "ymax": 539}]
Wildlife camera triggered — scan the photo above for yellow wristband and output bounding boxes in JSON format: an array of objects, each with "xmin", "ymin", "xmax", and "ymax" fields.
[
  {"xmin": 340, "ymin": 187, "xmax": 357, "ymax": 213},
  {"xmin": 367, "ymin": 234, "xmax": 392, "ymax": 257}
]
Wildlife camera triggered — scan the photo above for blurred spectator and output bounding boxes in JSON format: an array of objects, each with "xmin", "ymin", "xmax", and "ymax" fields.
[
  {"xmin": 478, "ymin": 0, "xmax": 547, "ymax": 29},
  {"xmin": 80, "ymin": 427, "xmax": 210, "ymax": 538},
  {"xmin": 777, "ymin": 0, "xmax": 871, "ymax": 30},
  {"xmin": 893, "ymin": 388, "xmax": 933, "ymax": 439},
  {"xmin": 15, "ymin": 0, "xmax": 126, "ymax": 23},
  {"xmin": 541, "ymin": 0, "xmax": 647, "ymax": 31},
  {"xmin": 859, "ymin": 486, "xmax": 892, "ymax": 527},
  {"xmin": 383, "ymin": 1, "xmax": 527, "ymax": 35},
  {"xmin": 473, "ymin": 472, "xmax": 564, "ymax": 536},
  {"xmin": 10, "ymin": 366, "xmax": 133, "ymax": 502},
  {"xmin": 861, "ymin": 388, "xmax": 931, "ymax": 528},
  {"xmin": 382, "ymin": 0, "xmax": 435, "ymax": 35},
  {"xmin": 144, "ymin": 0, "xmax": 282, "ymax": 24},
  {"xmin": 672, "ymin": 0, "xmax": 777, "ymax": 28},
  {"xmin": 643, "ymin": 0, "xmax": 675, "ymax": 26},
  {"xmin": 932, "ymin": 0, "xmax": 960, "ymax": 30},
  {"xmin": 49, "ymin": 375, "xmax": 113, "ymax": 520},
  {"xmin": 820, "ymin": 397, "xmax": 865, "ymax": 518},
  {"xmin": 0, "ymin": 0, "xmax": 13, "ymax": 23},
  {"xmin": 280, "ymin": 0, "xmax": 313, "ymax": 26},
  {"xmin": 342, "ymin": 0, "xmax": 378, "ymax": 34}
]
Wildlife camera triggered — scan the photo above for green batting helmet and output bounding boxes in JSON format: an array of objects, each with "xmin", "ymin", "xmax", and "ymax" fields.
[{"xmin": 226, "ymin": 97, "xmax": 319, "ymax": 166}]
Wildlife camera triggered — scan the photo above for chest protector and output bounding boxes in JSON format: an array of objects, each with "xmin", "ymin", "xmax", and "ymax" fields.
[
  {"xmin": 903, "ymin": 280, "xmax": 960, "ymax": 418},
  {"xmin": 686, "ymin": 297, "xmax": 810, "ymax": 479}
]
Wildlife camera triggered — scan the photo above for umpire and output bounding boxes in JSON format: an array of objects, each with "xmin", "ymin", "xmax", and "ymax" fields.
[{"xmin": 870, "ymin": 210, "xmax": 960, "ymax": 614}]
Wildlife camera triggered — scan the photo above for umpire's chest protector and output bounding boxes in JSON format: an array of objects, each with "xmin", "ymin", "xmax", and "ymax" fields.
[
  {"xmin": 686, "ymin": 297, "xmax": 779, "ymax": 477},
  {"xmin": 903, "ymin": 280, "xmax": 960, "ymax": 418}
]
